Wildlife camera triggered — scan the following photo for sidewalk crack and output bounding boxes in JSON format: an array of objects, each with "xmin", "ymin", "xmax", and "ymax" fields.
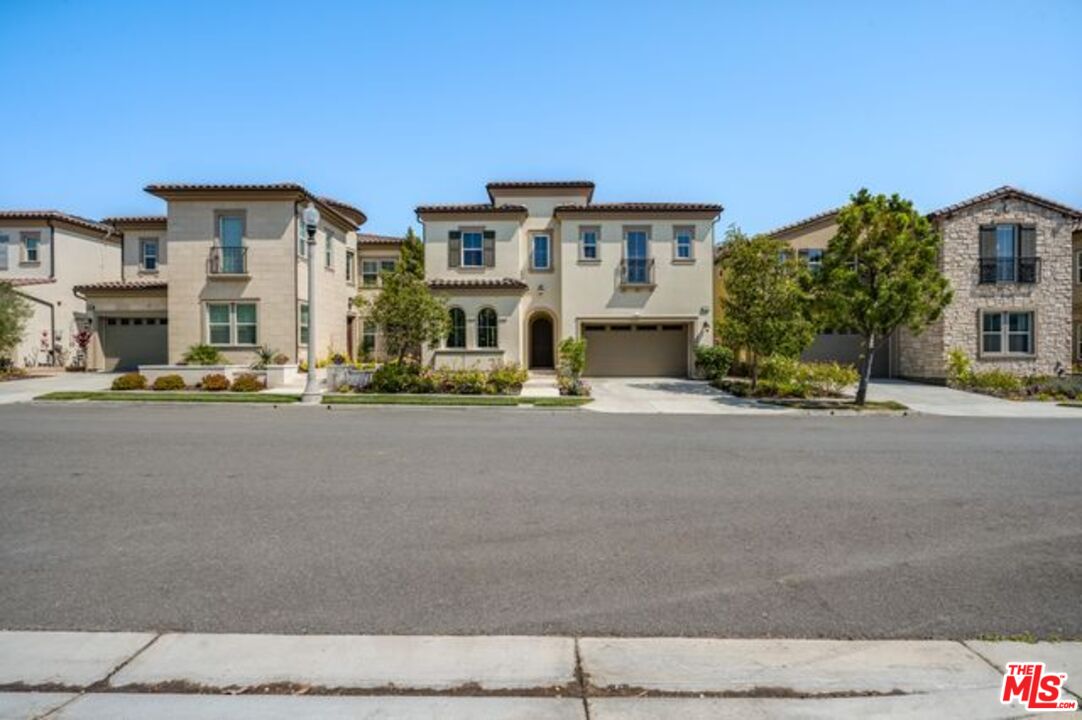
[{"xmin": 574, "ymin": 637, "xmax": 591, "ymax": 720}]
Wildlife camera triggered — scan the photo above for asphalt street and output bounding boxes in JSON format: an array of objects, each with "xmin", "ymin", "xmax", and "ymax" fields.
[{"xmin": 1, "ymin": 403, "xmax": 1079, "ymax": 639}]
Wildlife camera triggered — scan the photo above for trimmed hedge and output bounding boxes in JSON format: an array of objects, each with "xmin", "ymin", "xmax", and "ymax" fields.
[
  {"xmin": 151, "ymin": 374, "xmax": 186, "ymax": 391},
  {"xmin": 111, "ymin": 372, "xmax": 147, "ymax": 391}
]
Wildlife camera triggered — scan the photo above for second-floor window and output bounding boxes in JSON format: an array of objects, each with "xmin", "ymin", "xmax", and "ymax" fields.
[
  {"xmin": 325, "ymin": 234, "xmax": 334, "ymax": 269},
  {"xmin": 579, "ymin": 227, "xmax": 599, "ymax": 261},
  {"xmin": 531, "ymin": 233, "xmax": 551, "ymax": 271},
  {"xmin": 1076, "ymin": 250, "xmax": 1082, "ymax": 285},
  {"xmin": 361, "ymin": 320, "xmax": 377, "ymax": 356},
  {"xmin": 140, "ymin": 238, "xmax": 159, "ymax": 271},
  {"xmin": 462, "ymin": 231, "xmax": 484, "ymax": 267},
  {"xmin": 798, "ymin": 248, "xmax": 824, "ymax": 274},
  {"xmin": 979, "ymin": 224, "xmax": 1037, "ymax": 283},
  {"xmin": 346, "ymin": 250, "xmax": 355, "ymax": 283},
  {"xmin": 362, "ymin": 259, "xmax": 396, "ymax": 287},
  {"xmin": 0, "ymin": 234, "xmax": 9, "ymax": 270},
  {"xmin": 674, "ymin": 226, "xmax": 694, "ymax": 260},
  {"xmin": 21, "ymin": 232, "xmax": 40, "ymax": 263},
  {"xmin": 217, "ymin": 213, "xmax": 245, "ymax": 273}
]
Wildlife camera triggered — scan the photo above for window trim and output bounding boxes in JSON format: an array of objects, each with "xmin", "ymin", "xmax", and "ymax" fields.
[
  {"xmin": 460, "ymin": 228, "xmax": 484, "ymax": 268},
  {"xmin": 299, "ymin": 302, "xmax": 310, "ymax": 346},
  {"xmin": 979, "ymin": 309, "xmax": 1035, "ymax": 358},
  {"xmin": 324, "ymin": 233, "xmax": 334, "ymax": 270},
  {"xmin": 447, "ymin": 307, "xmax": 467, "ymax": 348},
  {"xmin": 798, "ymin": 247, "xmax": 824, "ymax": 274},
  {"xmin": 139, "ymin": 237, "xmax": 159, "ymax": 272},
  {"xmin": 361, "ymin": 320, "xmax": 377, "ymax": 356},
  {"xmin": 578, "ymin": 226, "xmax": 600, "ymax": 263},
  {"xmin": 345, "ymin": 249, "xmax": 355, "ymax": 284},
  {"xmin": 477, "ymin": 307, "xmax": 498, "ymax": 348},
  {"xmin": 214, "ymin": 210, "xmax": 246, "ymax": 245},
  {"xmin": 673, "ymin": 225, "xmax": 695, "ymax": 262},
  {"xmin": 361, "ymin": 257, "xmax": 396, "ymax": 287},
  {"xmin": 206, "ymin": 301, "xmax": 259, "ymax": 347},
  {"xmin": 20, "ymin": 231, "xmax": 41, "ymax": 264},
  {"xmin": 530, "ymin": 232, "xmax": 553, "ymax": 272}
]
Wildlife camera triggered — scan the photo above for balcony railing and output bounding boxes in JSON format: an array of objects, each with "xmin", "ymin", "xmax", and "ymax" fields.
[
  {"xmin": 208, "ymin": 246, "xmax": 248, "ymax": 275},
  {"xmin": 978, "ymin": 256, "xmax": 1040, "ymax": 284},
  {"xmin": 620, "ymin": 257, "xmax": 655, "ymax": 286}
]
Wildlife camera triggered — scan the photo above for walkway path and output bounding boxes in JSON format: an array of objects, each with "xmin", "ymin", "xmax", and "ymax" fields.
[
  {"xmin": 868, "ymin": 379, "xmax": 1082, "ymax": 418},
  {"xmin": 0, "ymin": 372, "xmax": 117, "ymax": 405}
]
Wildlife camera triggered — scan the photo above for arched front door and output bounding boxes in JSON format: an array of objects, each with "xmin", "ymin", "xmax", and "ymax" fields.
[{"xmin": 529, "ymin": 314, "xmax": 555, "ymax": 369}]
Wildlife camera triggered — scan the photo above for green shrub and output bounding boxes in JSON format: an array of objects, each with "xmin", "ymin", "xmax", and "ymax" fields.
[
  {"xmin": 802, "ymin": 362, "xmax": 859, "ymax": 395},
  {"xmin": 182, "ymin": 343, "xmax": 224, "ymax": 366},
  {"xmin": 752, "ymin": 356, "xmax": 858, "ymax": 398},
  {"xmin": 487, "ymin": 363, "xmax": 529, "ymax": 394},
  {"xmin": 111, "ymin": 372, "xmax": 147, "ymax": 390},
  {"xmin": 368, "ymin": 361, "xmax": 424, "ymax": 393},
  {"xmin": 946, "ymin": 347, "xmax": 972, "ymax": 386},
  {"xmin": 558, "ymin": 375, "xmax": 591, "ymax": 397},
  {"xmin": 966, "ymin": 368, "xmax": 1023, "ymax": 396},
  {"xmin": 231, "ymin": 372, "xmax": 265, "ymax": 392},
  {"xmin": 1022, "ymin": 375, "xmax": 1082, "ymax": 400},
  {"xmin": 558, "ymin": 337, "xmax": 587, "ymax": 379},
  {"xmin": 695, "ymin": 345, "xmax": 734, "ymax": 380},
  {"xmin": 271, "ymin": 353, "xmax": 290, "ymax": 365},
  {"xmin": 434, "ymin": 369, "xmax": 488, "ymax": 394},
  {"xmin": 151, "ymin": 374, "xmax": 186, "ymax": 391},
  {"xmin": 200, "ymin": 373, "xmax": 231, "ymax": 391}
]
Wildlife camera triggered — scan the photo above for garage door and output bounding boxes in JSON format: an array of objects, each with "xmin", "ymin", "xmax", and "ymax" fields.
[
  {"xmin": 101, "ymin": 316, "xmax": 168, "ymax": 371},
  {"xmin": 583, "ymin": 323, "xmax": 689, "ymax": 377},
  {"xmin": 802, "ymin": 332, "xmax": 890, "ymax": 378}
]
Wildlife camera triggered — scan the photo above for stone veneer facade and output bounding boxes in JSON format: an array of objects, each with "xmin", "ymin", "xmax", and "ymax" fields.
[{"xmin": 897, "ymin": 195, "xmax": 1079, "ymax": 380}]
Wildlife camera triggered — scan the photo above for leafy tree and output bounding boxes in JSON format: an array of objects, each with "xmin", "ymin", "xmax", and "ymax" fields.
[
  {"xmin": 358, "ymin": 259, "xmax": 447, "ymax": 363},
  {"xmin": 0, "ymin": 282, "xmax": 32, "ymax": 365},
  {"xmin": 397, "ymin": 227, "xmax": 425, "ymax": 280},
  {"xmin": 817, "ymin": 189, "xmax": 952, "ymax": 404},
  {"xmin": 717, "ymin": 227, "xmax": 815, "ymax": 386}
]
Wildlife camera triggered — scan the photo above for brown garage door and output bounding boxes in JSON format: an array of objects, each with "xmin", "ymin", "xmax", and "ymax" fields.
[
  {"xmin": 101, "ymin": 316, "xmax": 168, "ymax": 371},
  {"xmin": 583, "ymin": 323, "xmax": 689, "ymax": 377}
]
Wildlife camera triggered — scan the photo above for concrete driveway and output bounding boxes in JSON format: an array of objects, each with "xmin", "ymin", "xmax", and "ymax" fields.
[
  {"xmin": 868, "ymin": 379, "xmax": 1082, "ymax": 418},
  {"xmin": 0, "ymin": 371, "xmax": 118, "ymax": 405},
  {"xmin": 584, "ymin": 377, "xmax": 793, "ymax": 415}
]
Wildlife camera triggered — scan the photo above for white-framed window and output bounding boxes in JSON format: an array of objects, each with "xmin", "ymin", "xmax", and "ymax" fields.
[
  {"xmin": 462, "ymin": 230, "xmax": 484, "ymax": 267},
  {"xmin": 447, "ymin": 307, "xmax": 466, "ymax": 348},
  {"xmin": 798, "ymin": 248, "xmax": 824, "ymax": 274},
  {"xmin": 207, "ymin": 302, "xmax": 258, "ymax": 346},
  {"xmin": 297, "ymin": 219, "xmax": 307, "ymax": 258},
  {"xmin": 361, "ymin": 258, "xmax": 396, "ymax": 287},
  {"xmin": 531, "ymin": 233, "xmax": 551, "ymax": 270},
  {"xmin": 299, "ymin": 302, "xmax": 309, "ymax": 345},
  {"xmin": 981, "ymin": 310, "xmax": 1034, "ymax": 356},
  {"xmin": 346, "ymin": 250, "xmax": 355, "ymax": 283},
  {"xmin": 361, "ymin": 320, "xmax": 377, "ymax": 356},
  {"xmin": 579, "ymin": 226, "xmax": 599, "ymax": 261},
  {"xmin": 477, "ymin": 307, "xmax": 498, "ymax": 348},
  {"xmin": 140, "ymin": 238, "xmax": 159, "ymax": 271},
  {"xmin": 21, "ymin": 232, "xmax": 40, "ymax": 263},
  {"xmin": 325, "ymin": 233, "xmax": 334, "ymax": 268},
  {"xmin": 674, "ymin": 226, "xmax": 694, "ymax": 260},
  {"xmin": 0, "ymin": 234, "xmax": 9, "ymax": 271}
]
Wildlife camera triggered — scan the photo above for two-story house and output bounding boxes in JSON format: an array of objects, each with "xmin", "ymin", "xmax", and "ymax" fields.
[
  {"xmin": 0, "ymin": 210, "xmax": 121, "ymax": 368},
  {"xmin": 355, "ymin": 233, "xmax": 405, "ymax": 360},
  {"xmin": 733, "ymin": 186, "xmax": 1082, "ymax": 381},
  {"xmin": 417, "ymin": 181, "xmax": 721, "ymax": 377},
  {"xmin": 77, "ymin": 183, "xmax": 367, "ymax": 370}
]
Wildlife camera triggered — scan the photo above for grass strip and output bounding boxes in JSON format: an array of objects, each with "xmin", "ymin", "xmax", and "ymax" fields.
[
  {"xmin": 36, "ymin": 391, "xmax": 298, "ymax": 403},
  {"xmin": 762, "ymin": 398, "xmax": 909, "ymax": 411}
]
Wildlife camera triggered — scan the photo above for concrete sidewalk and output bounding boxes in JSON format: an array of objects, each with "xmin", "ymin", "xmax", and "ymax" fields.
[
  {"xmin": 868, "ymin": 379, "xmax": 1082, "ymax": 418},
  {"xmin": 1, "ymin": 631, "xmax": 1078, "ymax": 719},
  {"xmin": 0, "ymin": 372, "xmax": 118, "ymax": 405}
]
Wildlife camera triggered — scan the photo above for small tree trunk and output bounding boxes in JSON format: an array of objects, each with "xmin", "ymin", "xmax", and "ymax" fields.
[
  {"xmin": 855, "ymin": 333, "xmax": 876, "ymax": 405},
  {"xmin": 750, "ymin": 354, "xmax": 759, "ymax": 388}
]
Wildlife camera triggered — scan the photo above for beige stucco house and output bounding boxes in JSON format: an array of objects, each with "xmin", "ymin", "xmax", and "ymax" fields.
[
  {"xmin": 77, "ymin": 183, "xmax": 368, "ymax": 370},
  {"xmin": 730, "ymin": 186, "xmax": 1082, "ymax": 381},
  {"xmin": 417, "ymin": 181, "xmax": 721, "ymax": 376},
  {"xmin": 355, "ymin": 233, "xmax": 406, "ymax": 361},
  {"xmin": 0, "ymin": 210, "xmax": 121, "ymax": 368}
]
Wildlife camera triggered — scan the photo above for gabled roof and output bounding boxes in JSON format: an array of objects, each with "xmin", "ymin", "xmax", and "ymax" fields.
[
  {"xmin": 762, "ymin": 207, "xmax": 841, "ymax": 238},
  {"xmin": 144, "ymin": 183, "xmax": 366, "ymax": 230},
  {"xmin": 357, "ymin": 233, "xmax": 406, "ymax": 245},
  {"xmin": 73, "ymin": 279, "xmax": 167, "ymax": 293},
  {"xmin": 427, "ymin": 277, "xmax": 528, "ymax": 291},
  {"xmin": 486, "ymin": 181, "xmax": 595, "ymax": 203},
  {"xmin": 555, "ymin": 202, "xmax": 722, "ymax": 215},
  {"xmin": 416, "ymin": 203, "xmax": 529, "ymax": 215},
  {"xmin": 0, "ymin": 210, "xmax": 116, "ymax": 237},
  {"xmin": 928, "ymin": 185, "xmax": 1082, "ymax": 220}
]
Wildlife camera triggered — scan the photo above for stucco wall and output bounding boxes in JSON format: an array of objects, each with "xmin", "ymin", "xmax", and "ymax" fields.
[
  {"xmin": 427, "ymin": 292, "xmax": 524, "ymax": 368},
  {"xmin": 121, "ymin": 225, "xmax": 168, "ymax": 281}
]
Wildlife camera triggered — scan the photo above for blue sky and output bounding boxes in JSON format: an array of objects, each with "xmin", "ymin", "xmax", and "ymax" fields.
[{"xmin": 1, "ymin": 0, "xmax": 1079, "ymax": 237}]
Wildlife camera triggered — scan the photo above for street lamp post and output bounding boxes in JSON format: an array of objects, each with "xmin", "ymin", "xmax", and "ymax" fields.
[{"xmin": 301, "ymin": 201, "xmax": 322, "ymax": 404}]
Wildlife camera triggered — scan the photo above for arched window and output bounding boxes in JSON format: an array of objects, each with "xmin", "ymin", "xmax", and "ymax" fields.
[
  {"xmin": 477, "ymin": 308, "xmax": 498, "ymax": 348},
  {"xmin": 447, "ymin": 307, "xmax": 466, "ymax": 348}
]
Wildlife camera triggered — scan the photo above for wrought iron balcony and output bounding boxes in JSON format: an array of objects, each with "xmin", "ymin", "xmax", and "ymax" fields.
[
  {"xmin": 978, "ymin": 257, "xmax": 1039, "ymax": 284},
  {"xmin": 208, "ymin": 246, "xmax": 248, "ymax": 275},
  {"xmin": 620, "ymin": 258, "xmax": 655, "ymax": 287}
]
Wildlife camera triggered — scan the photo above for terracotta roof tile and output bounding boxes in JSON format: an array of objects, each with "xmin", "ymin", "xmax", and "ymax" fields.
[
  {"xmin": 415, "ymin": 203, "xmax": 528, "ymax": 215},
  {"xmin": 0, "ymin": 210, "xmax": 115, "ymax": 235},
  {"xmin": 101, "ymin": 215, "xmax": 167, "ymax": 226},
  {"xmin": 73, "ymin": 280, "xmax": 167, "ymax": 293},
  {"xmin": 144, "ymin": 183, "xmax": 366, "ymax": 229},
  {"xmin": 357, "ymin": 233, "xmax": 406, "ymax": 245},
  {"xmin": 427, "ymin": 277, "xmax": 528, "ymax": 290},
  {"xmin": 486, "ymin": 181, "xmax": 595, "ymax": 202},
  {"xmin": 762, "ymin": 207, "xmax": 841, "ymax": 238},
  {"xmin": 555, "ymin": 202, "xmax": 723, "ymax": 214},
  {"xmin": 928, "ymin": 185, "xmax": 1082, "ymax": 219}
]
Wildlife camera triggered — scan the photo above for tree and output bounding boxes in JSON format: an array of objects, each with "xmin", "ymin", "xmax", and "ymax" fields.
[
  {"xmin": 398, "ymin": 227, "xmax": 424, "ymax": 279},
  {"xmin": 0, "ymin": 282, "xmax": 33, "ymax": 366},
  {"xmin": 357, "ymin": 259, "xmax": 447, "ymax": 363},
  {"xmin": 817, "ymin": 189, "xmax": 952, "ymax": 405},
  {"xmin": 717, "ymin": 226, "xmax": 815, "ymax": 386}
]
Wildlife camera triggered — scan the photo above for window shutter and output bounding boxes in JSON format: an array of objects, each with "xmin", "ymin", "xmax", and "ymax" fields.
[
  {"xmin": 1019, "ymin": 225, "xmax": 1036, "ymax": 258},
  {"xmin": 483, "ymin": 230, "xmax": 496, "ymax": 267},
  {"xmin": 0, "ymin": 236, "xmax": 7, "ymax": 271},
  {"xmin": 448, "ymin": 231, "xmax": 461, "ymax": 268},
  {"xmin": 978, "ymin": 226, "xmax": 996, "ymax": 259}
]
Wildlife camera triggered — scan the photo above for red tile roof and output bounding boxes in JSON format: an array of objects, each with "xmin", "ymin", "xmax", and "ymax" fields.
[
  {"xmin": 144, "ymin": 183, "xmax": 366, "ymax": 229},
  {"xmin": 73, "ymin": 280, "xmax": 167, "ymax": 293},
  {"xmin": 762, "ymin": 207, "xmax": 841, "ymax": 238},
  {"xmin": 5, "ymin": 277, "xmax": 57, "ymax": 288},
  {"xmin": 319, "ymin": 197, "xmax": 368, "ymax": 225},
  {"xmin": 486, "ymin": 181, "xmax": 595, "ymax": 202},
  {"xmin": 427, "ymin": 277, "xmax": 528, "ymax": 290},
  {"xmin": 101, "ymin": 215, "xmax": 167, "ymax": 226},
  {"xmin": 0, "ymin": 210, "xmax": 116, "ymax": 236},
  {"xmin": 357, "ymin": 233, "xmax": 406, "ymax": 245},
  {"xmin": 928, "ymin": 185, "xmax": 1082, "ymax": 220},
  {"xmin": 555, "ymin": 202, "xmax": 723, "ymax": 215},
  {"xmin": 416, "ymin": 204, "xmax": 529, "ymax": 215}
]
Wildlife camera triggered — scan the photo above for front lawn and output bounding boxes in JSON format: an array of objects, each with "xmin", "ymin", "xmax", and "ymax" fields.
[
  {"xmin": 36, "ymin": 391, "xmax": 298, "ymax": 404},
  {"xmin": 325, "ymin": 394, "xmax": 591, "ymax": 408}
]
